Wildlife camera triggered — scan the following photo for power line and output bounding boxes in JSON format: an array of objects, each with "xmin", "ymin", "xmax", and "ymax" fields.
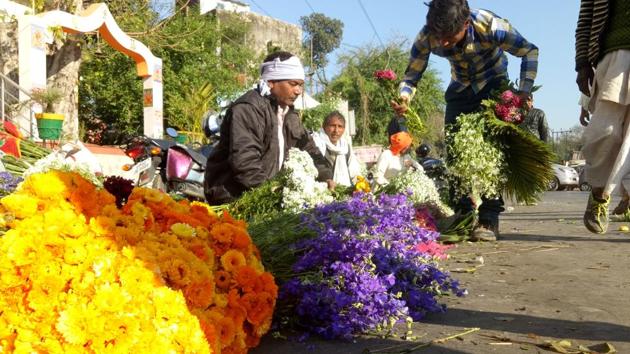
[
  {"xmin": 357, "ymin": 0, "xmax": 384, "ymax": 47},
  {"xmin": 303, "ymin": 0, "xmax": 316, "ymax": 13},
  {"xmin": 249, "ymin": 0, "xmax": 272, "ymax": 17}
]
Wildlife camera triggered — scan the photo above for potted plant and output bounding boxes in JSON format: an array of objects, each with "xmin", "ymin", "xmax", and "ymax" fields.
[{"xmin": 31, "ymin": 87, "xmax": 64, "ymax": 140}]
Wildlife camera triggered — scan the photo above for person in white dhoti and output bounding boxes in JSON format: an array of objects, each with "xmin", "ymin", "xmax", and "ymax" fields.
[
  {"xmin": 576, "ymin": 0, "xmax": 630, "ymax": 233},
  {"xmin": 312, "ymin": 111, "xmax": 362, "ymax": 187}
]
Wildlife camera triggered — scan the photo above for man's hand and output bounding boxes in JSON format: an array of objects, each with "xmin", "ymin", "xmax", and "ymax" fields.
[
  {"xmin": 517, "ymin": 91, "xmax": 531, "ymax": 111},
  {"xmin": 390, "ymin": 96, "xmax": 410, "ymax": 116},
  {"xmin": 576, "ymin": 66, "xmax": 594, "ymax": 96},
  {"xmin": 326, "ymin": 179, "xmax": 336, "ymax": 191}
]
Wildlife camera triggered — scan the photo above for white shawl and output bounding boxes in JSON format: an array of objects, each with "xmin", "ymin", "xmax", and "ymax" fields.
[{"xmin": 312, "ymin": 129, "xmax": 361, "ymax": 186}]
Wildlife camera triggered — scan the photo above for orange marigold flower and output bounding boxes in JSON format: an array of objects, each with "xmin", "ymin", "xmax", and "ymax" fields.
[
  {"xmin": 210, "ymin": 223, "xmax": 234, "ymax": 244},
  {"xmin": 184, "ymin": 280, "xmax": 215, "ymax": 309},
  {"xmin": 231, "ymin": 229, "xmax": 251, "ymax": 249},
  {"xmin": 215, "ymin": 270, "xmax": 231, "ymax": 290},
  {"xmin": 218, "ymin": 316, "xmax": 237, "ymax": 348},
  {"xmin": 220, "ymin": 250, "xmax": 246, "ymax": 272},
  {"xmin": 234, "ymin": 266, "xmax": 258, "ymax": 293}
]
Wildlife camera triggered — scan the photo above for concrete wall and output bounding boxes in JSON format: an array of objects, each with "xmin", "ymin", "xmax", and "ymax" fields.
[{"xmin": 234, "ymin": 11, "xmax": 303, "ymax": 57}]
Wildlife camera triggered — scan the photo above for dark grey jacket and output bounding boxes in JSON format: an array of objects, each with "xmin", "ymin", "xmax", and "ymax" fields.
[
  {"xmin": 204, "ymin": 89, "xmax": 333, "ymax": 205},
  {"xmin": 521, "ymin": 108, "xmax": 549, "ymax": 142}
]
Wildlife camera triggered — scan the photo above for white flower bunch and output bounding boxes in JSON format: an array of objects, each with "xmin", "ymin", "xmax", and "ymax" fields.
[
  {"xmin": 24, "ymin": 151, "xmax": 102, "ymax": 187},
  {"xmin": 446, "ymin": 112, "xmax": 506, "ymax": 198},
  {"xmin": 386, "ymin": 169, "xmax": 453, "ymax": 217},
  {"xmin": 281, "ymin": 148, "xmax": 333, "ymax": 212}
]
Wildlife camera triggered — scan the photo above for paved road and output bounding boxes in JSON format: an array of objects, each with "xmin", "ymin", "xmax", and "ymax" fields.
[{"xmin": 252, "ymin": 191, "xmax": 630, "ymax": 354}]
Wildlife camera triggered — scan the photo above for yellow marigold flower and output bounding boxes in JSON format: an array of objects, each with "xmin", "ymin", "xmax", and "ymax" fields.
[
  {"xmin": 23, "ymin": 171, "xmax": 68, "ymax": 200},
  {"xmin": 56, "ymin": 304, "xmax": 93, "ymax": 345},
  {"xmin": 220, "ymin": 250, "xmax": 247, "ymax": 272},
  {"xmin": 1, "ymin": 194, "xmax": 39, "ymax": 219},
  {"xmin": 171, "ymin": 222, "xmax": 196, "ymax": 238},
  {"xmin": 93, "ymin": 283, "xmax": 131, "ymax": 313}
]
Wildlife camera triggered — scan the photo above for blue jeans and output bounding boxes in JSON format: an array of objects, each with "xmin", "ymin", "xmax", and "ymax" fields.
[{"xmin": 445, "ymin": 77, "xmax": 506, "ymax": 226}]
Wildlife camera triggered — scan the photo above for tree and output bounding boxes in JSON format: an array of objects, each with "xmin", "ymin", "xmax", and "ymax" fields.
[
  {"xmin": 550, "ymin": 125, "xmax": 585, "ymax": 162},
  {"xmin": 78, "ymin": 4, "xmax": 256, "ymax": 143},
  {"xmin": 328, "ymin": 41, "xmax": 445, "ymax": 147},
  {"xmin": 299, "ymin": 13, "xmax": 343, "ymax": 85}
]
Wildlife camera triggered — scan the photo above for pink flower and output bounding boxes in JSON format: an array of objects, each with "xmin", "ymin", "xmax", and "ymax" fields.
[
  {"xmin": 374, "ymin": 69, "xmax": 397, "ymax": 81},
  {"xmin": 494, "ymin": 103, "xmax": 511, "ymax": 119},
  {"xmin": 500, "ymin": 90, "xmax": 515, "ymax": 103},
  {"xmin": 414, "ymin": 241, "xmax": 452, "ymax": 260}
]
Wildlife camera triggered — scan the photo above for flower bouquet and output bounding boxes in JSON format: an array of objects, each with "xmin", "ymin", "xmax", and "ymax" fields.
[
  {"xmin": 374, "ymin": 69, "xmax": 426, "ymax": 140},
  {"xmin": 0, "ymin": 170, "xmax": 277, "ymax": 353},
  {"xmin": 448, "ymin": 84, "xmax": 553, "ymax": 205}
]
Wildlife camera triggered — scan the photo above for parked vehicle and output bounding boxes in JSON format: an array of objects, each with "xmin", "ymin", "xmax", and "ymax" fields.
[
  {"xmin": 122, "ymin": 135, "xmax": 175, "ymax": 190},
  {"xmin": 548, "ymin": 163, "xmax": 580, "ymax": 191},
  {"xmin": 415, "ymin": 144, "xmax": 448, "ymax": 193},
  {"xmin": 162, "ymin": 110, "xmax": 223, "ymax": 200},
  {"xmin": 574, "ymin": 164, "xmax": 591, "ymax": 191}
]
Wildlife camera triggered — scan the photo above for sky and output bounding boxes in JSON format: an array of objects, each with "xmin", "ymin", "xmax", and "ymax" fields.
[{"xmin": 242, "ymin": 0, "xmax": 581, "ymax": 131}]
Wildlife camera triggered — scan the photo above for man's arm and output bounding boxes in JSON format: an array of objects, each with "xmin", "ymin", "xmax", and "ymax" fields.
[
  {"xmin": 575, "ymin": 0, "xmax": 594, "ymax": 71},
  {"xmin": 575, "ymin": 0, "xmax": 595, "ymax": 95},
  {"xmin": 399, "ymin": 28, "xmax": 432, "ymax": 100},
  {"xmin": 492, "ymin": 17, "xmax": 538, "ymax": 94},
  {"xmin": 228, "ymin": 104, "xmax": 268, "ymax": 188}
]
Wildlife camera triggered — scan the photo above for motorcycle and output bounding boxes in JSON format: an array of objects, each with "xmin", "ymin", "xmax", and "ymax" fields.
[
  {"xmin": 162, "ymin": 109, "xmax": 223, "ymax": 200},
  {"xmin": 415, "ymin": 143, "xmax": 448, "ymax": 193},
  {"xmin": 122, "ymin": 135, "xmax": 175, "ymax": 190}
]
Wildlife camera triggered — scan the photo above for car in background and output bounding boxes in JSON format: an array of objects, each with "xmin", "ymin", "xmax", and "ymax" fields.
[
  {"xmin": 548, "ymin": 163, "xmax": 580, "ymax": 191},
  {"xmin": 573, "ymin": 164, "xmax": 591, "ymax": 191}
]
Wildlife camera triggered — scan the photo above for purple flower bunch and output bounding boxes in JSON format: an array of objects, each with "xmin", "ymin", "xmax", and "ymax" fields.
[
  {"xmin": 0, "ymin": 171, "xmax": 22, "ymax": 196},
  {"xmin": 280, "ymin": 193, "xmax": 464, "ymax": 339}
]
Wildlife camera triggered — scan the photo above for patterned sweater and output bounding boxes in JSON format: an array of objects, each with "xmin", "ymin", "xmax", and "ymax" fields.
[{"xmin": 575, "ymin": 0, "xmax": 609, "ymax": 70}]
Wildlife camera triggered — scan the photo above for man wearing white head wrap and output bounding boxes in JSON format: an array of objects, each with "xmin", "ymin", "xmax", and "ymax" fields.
[{"xmin": 205, "ymin": 51, "xmax": 334, "ymax": 205}]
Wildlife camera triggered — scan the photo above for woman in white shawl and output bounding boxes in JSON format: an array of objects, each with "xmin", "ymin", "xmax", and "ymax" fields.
[{"xmin": 312, "ymin": 111, "xmax": 362, "ymax": 186}]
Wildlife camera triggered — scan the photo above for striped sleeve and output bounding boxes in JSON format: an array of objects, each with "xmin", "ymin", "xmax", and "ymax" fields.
[
  {"xmin": 575, "ymin": 0, "xmax": 594, "ymax": 70},
  {"xmin": 399, "ymin": 28, "xmax": 431, "ymax": 99},
  {"xmin": 491, "ymin": 17, "xmax": 539, "ymax": 93}
]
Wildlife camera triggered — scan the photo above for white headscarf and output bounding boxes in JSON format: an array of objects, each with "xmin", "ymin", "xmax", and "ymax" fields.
[
  {"xmin": 312, "ymin": 128, "xmax": 361, "ymax": 186},
  {"xmin": 257, "ymin": 56, "xmax": 306, "ymax": 97}
]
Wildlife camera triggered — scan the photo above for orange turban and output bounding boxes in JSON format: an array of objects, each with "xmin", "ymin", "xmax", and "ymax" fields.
[{"xmin": 389, "ymin": 132, "xmax": 413, "ymax": 156}]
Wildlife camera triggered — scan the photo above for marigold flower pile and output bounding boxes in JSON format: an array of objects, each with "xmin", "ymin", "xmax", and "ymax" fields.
[{"xmin": 0, "ymin": 170, "xmax": 276, "ymax": 353}]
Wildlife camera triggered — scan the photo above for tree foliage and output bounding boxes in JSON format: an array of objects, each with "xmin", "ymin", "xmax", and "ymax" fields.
[
  {"xmin": 300, "ymin": 13, "xmax": 343, "ymax": 77},
  {"xmin": 78, "ymin": 4, "xmax": 255, "ymax": 143},
  {"xmin": 328, "ymin": 41, "xmax": 445, "ymax": 147}
]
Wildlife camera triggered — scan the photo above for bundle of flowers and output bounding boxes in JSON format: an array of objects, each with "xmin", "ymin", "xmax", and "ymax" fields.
[
  {"xmin": 230, "ymin": 148, "xmax": 334, "ymax": 221},
  {"xmin": 281, "ymin": 148, "xmax": 334, "ymax": 212},
  {"xmin": 448, "ymin": 82, "xmax": 553, "ymax": 204},
  {"xmin": 278, "ymin": 193, "xmax": 464, "ymax": 339},
  {"xmin": 446, "ymin": 112, "xmax": 507, "ymax": 199},
  {"xmin": 374, "ymin": 69, "xmax": 426, "ymax": 139},
  {"xmin": 378, "ymin": 169, "xmax": 453, "ymax": 218},
  {"xmin": 0, "ymin": 170, "xmax": 276, "ymax": 353},
  {"xmin": 0, "ymin": 171, "xmax": 22, "ymax": 196},
  {"xmin": 494, "ymin": 90, "xmax": 526, "ymax": 124}
]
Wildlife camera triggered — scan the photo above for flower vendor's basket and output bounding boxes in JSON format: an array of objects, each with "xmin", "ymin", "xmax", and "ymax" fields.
[{"xmin": 35, "ymin": 113, "xmax": 64, "ymax": 140}]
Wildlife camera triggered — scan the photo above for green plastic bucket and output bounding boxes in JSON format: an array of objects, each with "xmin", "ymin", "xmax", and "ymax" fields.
[{"xmin": 35, "ymin": 113, "xmax": 64, "ymax": 140}]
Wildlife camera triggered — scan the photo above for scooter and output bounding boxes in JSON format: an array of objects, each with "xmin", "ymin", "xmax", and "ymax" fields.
[
  {"xmin": 122, "ymin": 135, "xmax": 175, "ymax": 190},
  {"xmin": 162, "ymin": 110, "xmax": 223, "ymax": 200},
  {"xmin": 415, "ymin": 143, "xmax": 448, "ymax": 193}
]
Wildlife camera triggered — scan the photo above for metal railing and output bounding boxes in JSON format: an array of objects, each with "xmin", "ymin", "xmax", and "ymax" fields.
[{"xmin": 0, "ymin": 72, "xmax": 35, "ymax": 138}]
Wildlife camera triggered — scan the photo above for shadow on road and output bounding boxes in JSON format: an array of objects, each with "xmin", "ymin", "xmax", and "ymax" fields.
[
  {"xmin": 423, "ymin": 308, "xmax": 630, "ymax": 343},
  {"xmin": 501, "ymin": 233, "xmax": 630, "ymax": 243},
  {"xmin": 253, "ymin": 334, "xmax": 473, "ymax": 354}
]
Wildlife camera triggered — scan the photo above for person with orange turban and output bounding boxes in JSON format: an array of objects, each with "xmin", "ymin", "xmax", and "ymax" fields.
[{"xmin": 372, "ymin": 132, "xmax": 422, "ymax": 187}]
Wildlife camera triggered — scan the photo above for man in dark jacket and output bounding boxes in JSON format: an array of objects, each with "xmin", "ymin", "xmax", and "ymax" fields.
[
  {"xmin": 521, "ymin": 96, "xmax": 549, "ymax": 142},
  {"xmin": 204, "ymin": 51, "xmax": 334, "ymax": 205}
]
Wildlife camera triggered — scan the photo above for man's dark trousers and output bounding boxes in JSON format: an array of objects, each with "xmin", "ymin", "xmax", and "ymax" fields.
[{"xmin": 445, "ymin": 77, "xmax": 506, "ymax": 227}]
